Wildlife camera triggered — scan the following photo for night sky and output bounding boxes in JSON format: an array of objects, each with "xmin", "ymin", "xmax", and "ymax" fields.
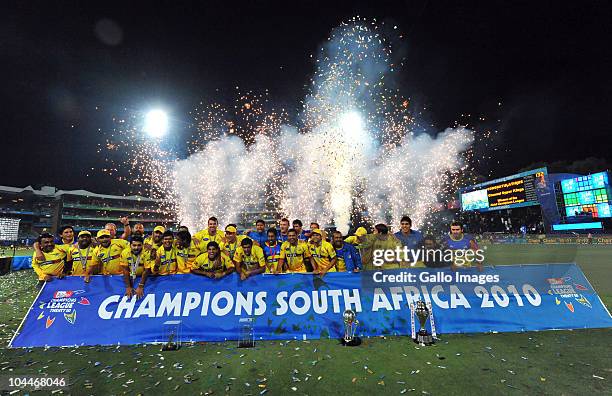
[{"xmin": 2, "ymin": 1, "xmax": 611, "ymax": 194}]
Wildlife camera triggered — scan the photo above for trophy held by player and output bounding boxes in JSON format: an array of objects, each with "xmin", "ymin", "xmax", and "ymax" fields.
[{"xmin": 341, "ymin": 309, "xmax": 361, "ymax": 346}]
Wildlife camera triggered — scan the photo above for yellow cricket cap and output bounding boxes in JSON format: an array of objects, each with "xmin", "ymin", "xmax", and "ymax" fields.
[{"xmin": 97, "ymin": 229, "xmax": 111, "ymax": 238}]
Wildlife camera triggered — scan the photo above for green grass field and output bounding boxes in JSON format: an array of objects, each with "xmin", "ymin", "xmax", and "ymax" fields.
[
  {"xmin": 0, "ymin": 247, "xmax": 34, "ymax": 258},
  {"xmin": 0, "ymin": 244, "xmax": 610, "ymax": 395}
]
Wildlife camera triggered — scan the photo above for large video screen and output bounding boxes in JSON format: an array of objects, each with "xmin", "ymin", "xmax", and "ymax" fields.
[
  {"xmin": 459, "ymin": 168, "xmax": 547, "ymax": 212},
  {"xmin": 0, "ymin": 217, "xmax": 20, "ymax": 241},
  {"xmin": 561, "ymin": 171, "xmax": 611, "ymax": 218}
]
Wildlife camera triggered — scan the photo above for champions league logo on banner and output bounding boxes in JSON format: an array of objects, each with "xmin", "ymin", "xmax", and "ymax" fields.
[
  {"xmin": 36, "ymin": 290, "xmax": 91, "ymax": 329},
  {"xmin": 546, "ymin": 277, "xmax": 593, "ymax": 313}
]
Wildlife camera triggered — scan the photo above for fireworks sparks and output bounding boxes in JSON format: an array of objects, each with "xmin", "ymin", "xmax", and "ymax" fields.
[{"xmin": 99, "ymin": 18, "xmax": 492, "ymax": 232}]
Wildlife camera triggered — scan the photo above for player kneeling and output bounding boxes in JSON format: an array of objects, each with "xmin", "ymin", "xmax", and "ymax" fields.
[
  {"xmin": 191, "ymin": 242, "xmax": 234, "ymax": 279},
  {"xmin": 120, "ymin": 236, "xmax": 149, "ymax": 299}
]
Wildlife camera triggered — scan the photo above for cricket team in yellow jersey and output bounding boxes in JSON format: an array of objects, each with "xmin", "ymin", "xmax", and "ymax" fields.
[
  {"xmin": 32, "ymin": 214, "xmax": 478, "ymax": 298},
  {"xmin": 31, "ymin": 216, "xmax": 367, "ymax": 297}
]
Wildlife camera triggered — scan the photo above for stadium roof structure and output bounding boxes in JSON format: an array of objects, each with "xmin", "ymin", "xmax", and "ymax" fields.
[{"xmin": 0, "ymin": 185, "xmax": 156, "ymax": 202}]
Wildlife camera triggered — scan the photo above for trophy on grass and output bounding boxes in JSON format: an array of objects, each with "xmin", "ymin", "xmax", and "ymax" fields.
[
  {"xmin": 161, "ymin": 320, "xmax": 182, "ymax": 351},
  {"xmin": 341, "ymin": 309, "xmax": 361, "ymax": 346},
  {"xmin": 410, "ymin": 300, "xmax": 436, "ymax": 346},
  {"xmin": 238, "ymin": 317, "xmax": 255, "ymax": 348}
]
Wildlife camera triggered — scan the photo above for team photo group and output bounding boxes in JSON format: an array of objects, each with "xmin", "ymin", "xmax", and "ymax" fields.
[{"xmin": 31, "ymin": 215, "xmax": 481, "ymax": 297}]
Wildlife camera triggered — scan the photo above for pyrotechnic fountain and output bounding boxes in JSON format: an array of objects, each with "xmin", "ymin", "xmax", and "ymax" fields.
[{"xmin": 104, "ymin": 18, "xmax": 475, "ymax": 232}]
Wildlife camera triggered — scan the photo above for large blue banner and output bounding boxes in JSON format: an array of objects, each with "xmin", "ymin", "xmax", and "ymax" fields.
[{"xmin": 10, "ymin": 264, "xmax": 612, "ymax": 347}]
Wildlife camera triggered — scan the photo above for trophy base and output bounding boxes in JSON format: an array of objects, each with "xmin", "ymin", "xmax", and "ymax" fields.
[
  {"xmin": 341, "ymin": 337, "xmax": 362, "ymax": 347},
  {"xmin": 161, "ymin": 343, "xmax": 179, "ymax": 351},
  {"xmin": 238, "ymin": 340, "xmax": 255, "ymax": 348},
  {"xmin": 413, "ymin": 332, "xmax": 434, "ymax": 346}
]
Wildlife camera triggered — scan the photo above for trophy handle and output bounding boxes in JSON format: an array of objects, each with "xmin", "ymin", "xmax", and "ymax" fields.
[
  {"xmin": 409, "ymin": 303, "xmax": 416, "ymax": 340},
  {"xmin": 427, "ymin": 301, "xmax": 437, "ymax": 339}
]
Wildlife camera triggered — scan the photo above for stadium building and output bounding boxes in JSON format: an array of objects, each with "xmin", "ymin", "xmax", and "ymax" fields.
[
  {"xmin": 0, "ymin": 185, "xmax": 174, "ymax": 242},
  {"xmin": 456, "ymin": 168, "xmax": 612, "ymax": 235}
]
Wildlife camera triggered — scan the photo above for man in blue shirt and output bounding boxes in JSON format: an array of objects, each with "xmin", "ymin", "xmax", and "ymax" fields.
[
  {"xmin": 394, "ymin": 216, "xmax": 423, "ymax": 249},
  {"xmin": 277, "ymin": 218, "xmax": 290, "ymax": 243},
  {"xmin": 246, "ymin": 219, "xmax": 268, "ymax": 247},
  {"xmin": 292, "ymin": 219, "xmax": 309, "ymax": 241},
  {"xmin": 331, "ymin": 231, "xmax": 362, "ymax": 272},
  {"xmin": 442, "ymin": 221, "xmax": 483, "ymax": 270}
]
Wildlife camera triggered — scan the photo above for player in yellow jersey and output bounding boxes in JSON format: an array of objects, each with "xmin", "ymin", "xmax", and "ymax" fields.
[
  {"xmin": 68, "ymin": 230, "xmax": 96, "ymax": 276},
  {"xmin": 192, "ymin": 242, "xmax": 234, "ymax": 279},
  {"xmin": 119, "ymin": 235, "xmax": 149, "ymax": 299},
  {"xmin": 153, "ymin": 231, "xmax": 178, "ymax": 275},
  {"xmin": 344, "ymin": 227, "xmax": 367, "ymax": 247},
  {"xmin": 174, "ymin": 230, "xmax": 202, "ymax": 273},
  {"xmin": 32, "ymin": 233, "xmax": 68, "ymax": 288},
  {"xmin": 194, "ymin": 217, "xmax": 225, "ymax": 249},
  {"xmin": 144, "ymin": 225, "xmax": 164, "ymax": 268},
  {"xmin": 220, "ymin": 225, "xmax": 245, "ymax": 260},
  {"xmin": 279, "ymin": 229, "xmax": 311, "ymax": 273},
  {"xmin": 33, "ymin": 225, "xmax": 75, "ymax": 262},
  {"xmin": 234, "ymin": 238, "xmax": 266, "ymax": 280},
  {"xmin": 309, "ymin": 222, "xmax": 328, "ymax": 241},
  {"xmin": 89, "ymin": 229, "xmax": 125, "ymax": 279},
  {"xmin": 308, "ymin": 229, "xmax": 337, "ymax": 276}
]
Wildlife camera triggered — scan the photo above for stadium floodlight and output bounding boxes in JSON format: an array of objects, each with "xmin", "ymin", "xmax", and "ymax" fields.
[
  {"xmin": 340, "ymin": 111, "xmax": 363, "ymax": 135},
  {"xmin": 144, "ymin": 109, "xmax": 169, "ymax": 138}
]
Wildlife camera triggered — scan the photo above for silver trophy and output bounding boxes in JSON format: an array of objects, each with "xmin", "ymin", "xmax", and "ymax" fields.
[
  {"xmin": 238, "ymin": 317, "xmax": 255, "ymax": 348},
  {"xmin": 413, "ymin": 300, "xmax": 435, "ymax": 345},
  {"xmin": 341, "ymin": 309, "xmax": 361, "ymax": 346},
  {"xmin": 161, "ymin": 320, "xmax": 182, "ymax": 351}
]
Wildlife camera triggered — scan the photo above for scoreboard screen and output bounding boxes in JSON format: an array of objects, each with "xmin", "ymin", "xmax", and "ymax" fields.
[
  {"xmin": 561, "ymin": 171, "xmax": 611, "ymax": 218},
  {"xmin": 0, "ymin": 218, "xmax": 20, "ymax": 241},
  {"xmin": 460, "ymin": 168, "xmax": 547, "ymax": 212}
]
